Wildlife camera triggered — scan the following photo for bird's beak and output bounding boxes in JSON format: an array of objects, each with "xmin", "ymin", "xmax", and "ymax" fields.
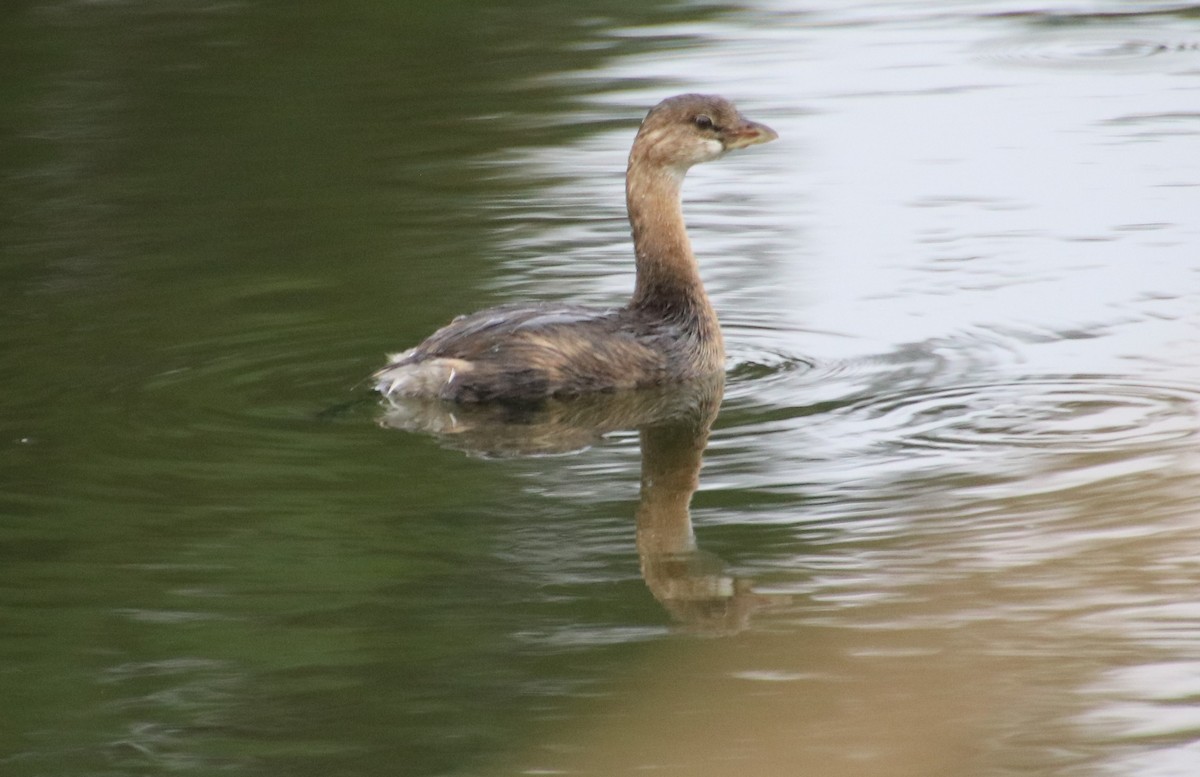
[{"xmin": 723, "ymin": 118, "xmax": 778, "ymax": 150}]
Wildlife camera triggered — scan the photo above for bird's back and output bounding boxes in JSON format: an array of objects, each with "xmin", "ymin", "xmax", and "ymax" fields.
[{"xmin": 374, "ymin": 302, "xmax": 714, "ymax": 403}]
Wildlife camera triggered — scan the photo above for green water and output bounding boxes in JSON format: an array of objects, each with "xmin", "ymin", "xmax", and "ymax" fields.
[
  {"xmin": 6, "ymin": 1, "xmax": 1200, "ymax": 776},
  {"xmin": 0, "ymin": 2, "xmax": 682, "ymax": 773}
]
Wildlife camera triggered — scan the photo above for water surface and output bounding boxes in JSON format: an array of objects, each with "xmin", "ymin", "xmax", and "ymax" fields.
[{"xmin": 3, "ymin": 1, "xmax": 1200, "ymax": 775}]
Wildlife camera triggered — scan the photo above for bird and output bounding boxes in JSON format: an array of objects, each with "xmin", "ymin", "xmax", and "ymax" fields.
[{"xmin": 373, "ymin": 93, "xmax": 777, "ymax": 403}]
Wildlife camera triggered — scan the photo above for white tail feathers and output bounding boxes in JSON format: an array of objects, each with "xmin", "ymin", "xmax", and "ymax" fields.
[{"xmin": 373, "ymin": 357, "xmax": 474, "ymax": 399}]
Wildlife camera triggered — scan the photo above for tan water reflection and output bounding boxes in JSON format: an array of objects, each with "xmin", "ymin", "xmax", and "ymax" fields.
[
  {"xmin": 380, "ymin": 378, "xmax": 785, "ymax": 635},
  {"xmin": 634, "ymin": 398, "xmax": 787, "ymax": 635},
  {"xmin": 510, "ymin": 442, "xmax": 1200, "ymax": 776}
]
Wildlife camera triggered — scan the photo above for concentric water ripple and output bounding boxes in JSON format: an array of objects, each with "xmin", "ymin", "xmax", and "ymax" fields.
[
  {"xmin": 836, "ymin": 376, "xmax": 1200, "ymax": 455},
  {"xmin": 724, "ymin": 343, "xmax": 815, "ymax": 398}
]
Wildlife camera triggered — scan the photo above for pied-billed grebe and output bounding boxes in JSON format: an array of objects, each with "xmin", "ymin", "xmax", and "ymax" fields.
[{"xmin": 374, "ymin": 93, "xmax": 777, "ymax": 403}]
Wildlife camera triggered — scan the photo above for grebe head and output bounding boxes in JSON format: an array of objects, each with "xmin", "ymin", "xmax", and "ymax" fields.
[{"xmin": 632, "ymin": 93, "xmax": 778, "ymax": 173}]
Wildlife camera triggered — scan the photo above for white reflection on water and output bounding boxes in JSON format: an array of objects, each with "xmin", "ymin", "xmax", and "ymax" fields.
[{"xmin": 486, "ymin": 1, "xmax": 1200, "ymax": 775}]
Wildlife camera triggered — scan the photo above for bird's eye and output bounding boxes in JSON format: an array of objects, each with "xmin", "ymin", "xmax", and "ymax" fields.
[{"xmin": 693, "ymin": 114, "xmax": 715, "ymax": 130}]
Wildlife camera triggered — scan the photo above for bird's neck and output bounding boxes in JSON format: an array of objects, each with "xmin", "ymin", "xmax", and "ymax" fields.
[{"xmin": 625, "ymin": 161, "xmax": 714, "ymax": 324}]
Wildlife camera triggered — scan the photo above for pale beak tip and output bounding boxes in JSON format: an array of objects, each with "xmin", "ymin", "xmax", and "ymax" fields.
[{"xmin": 725, "ymin": 119, "xmax": 778, "ymax": 150}]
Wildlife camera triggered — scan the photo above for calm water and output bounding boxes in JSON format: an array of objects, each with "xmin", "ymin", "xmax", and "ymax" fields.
[{"xmin": 3, "ymin": 1, "xmax": 1200, "ymax": 775}]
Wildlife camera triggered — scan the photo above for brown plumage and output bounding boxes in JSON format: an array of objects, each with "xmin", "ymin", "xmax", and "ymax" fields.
[{"xmin": 373, "ymin": 93, "xmax": 777, "ymax": 403}]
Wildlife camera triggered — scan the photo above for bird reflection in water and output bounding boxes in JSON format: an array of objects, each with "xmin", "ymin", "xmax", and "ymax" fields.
[{"xmin": 377, "ymin": 375, "xmax": 784, "ymax": 634}]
